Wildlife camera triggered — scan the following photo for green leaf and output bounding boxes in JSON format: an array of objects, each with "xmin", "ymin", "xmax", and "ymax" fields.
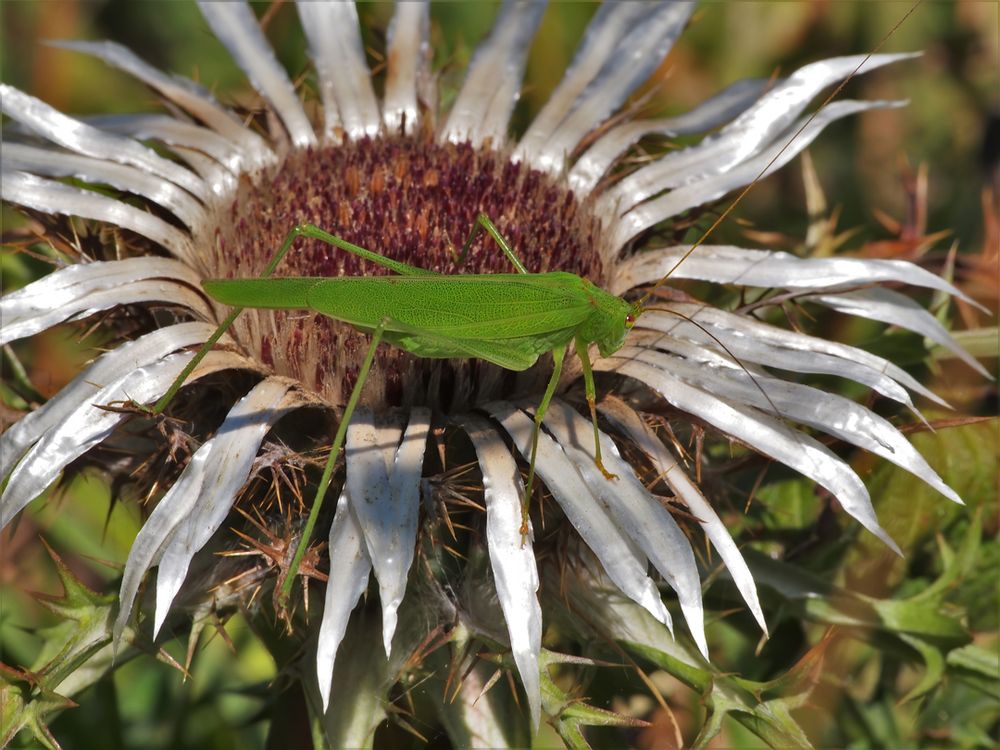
[
  {"xmin": 946, "ymin": 644, "xmax": 1000, "ymax": 699},
  {"xmin": 756, "ymin": 479, "xmax": 822, "ymax": 532}
]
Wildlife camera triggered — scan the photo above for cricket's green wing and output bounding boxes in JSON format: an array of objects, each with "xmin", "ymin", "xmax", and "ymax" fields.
[{"xmin": 304, "ymin": 273, "xmax": 596, "ymax": 339}]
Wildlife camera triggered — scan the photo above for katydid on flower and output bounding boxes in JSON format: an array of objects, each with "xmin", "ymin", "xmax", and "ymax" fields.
[{"xmin": 152, "ymin": 214, "xmax": 642, "ymax": 603}]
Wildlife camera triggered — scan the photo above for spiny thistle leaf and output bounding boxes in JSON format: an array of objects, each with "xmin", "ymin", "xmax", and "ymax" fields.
[
  {"xmin": 702, "ymin": 636, "xmax": 836, "ymax": 750},
  {"xmin": 31, "ymin": 540, "xmax": 117, "ymax": 618},
  {"xmin": 28, "ymin": 542, "xmax": 117, "ymax": 689},
  {"xmin": 694, "ymin": 695, "xmax": 812, "ymax": 750},
  {"xmin": 538, "ymin": 649, "xmax": 650, "ymax": 750},
  {"xmin": 0, "ymin": 662, "xmax": 75, "ymax": 750},
  {"xmin": 3, "ymin": 542, "xmax": 134, "ymax": 742}
]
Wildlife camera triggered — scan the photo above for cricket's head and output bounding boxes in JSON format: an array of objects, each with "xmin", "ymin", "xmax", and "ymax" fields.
[{"xmin": 587, "ymin": 289, "xmax": 641, "ymax": 358}]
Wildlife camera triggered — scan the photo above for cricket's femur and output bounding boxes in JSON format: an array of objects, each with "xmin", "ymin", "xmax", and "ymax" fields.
[{"xmin": 208, "ymin": 136, "xmax": 610, "ymax": 409}]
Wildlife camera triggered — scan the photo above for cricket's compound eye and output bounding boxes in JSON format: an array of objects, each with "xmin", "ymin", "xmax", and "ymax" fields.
[{"xmin": 625, "ymin": 313, "xmax": 636, "ymax": 327}]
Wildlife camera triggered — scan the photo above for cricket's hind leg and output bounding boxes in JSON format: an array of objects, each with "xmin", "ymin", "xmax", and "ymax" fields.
[{"xmin": 153, "ymin": 224, "xmax": 436, "ymax": 415}]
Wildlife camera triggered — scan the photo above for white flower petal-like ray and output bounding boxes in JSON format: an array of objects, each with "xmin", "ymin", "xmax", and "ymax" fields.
[
  {"xmin": 0, "ymin": 255, "xmax": 211, "ymax": 346},
  {"xmin": 626, "ymin": 346, "xmax": 962, "ymax": 506},
  {"xmin": 443, "ymin": 0, "xmax": 545, "ymax": 148},
  {"xmin": 599, "ymin": 356, "xmax": 902, "ymax": 554},
  {"xmin": 383, "ymin": 1, "xmax": 430, "ymax": 136},
  {"xmin": 487, "ymin": 401, "xmax": 673, "ymax": 630},
  {"xmin": 609, "ymin": 53, "xmax": 917, "ymax": 207},
  {"xmin": 5, "ymin": 143, "xmax": 206, "ymax": 231},
  {"xmin": 633, "ymin": 319, "xmax": 923, "ymax": 413},
  {"xmin": 87, "ymin": 113, "xmax": 245, "ymax": 182},
  {"xmin": 533, "ymin": 2, "xmax": 693, "ymax": 175},
  {"xmin": 47, "ymin": 39, "xmax": 274, "ymax": 169},
  {"xmin": 0, "ymin": 84, "xmax": 205, "ymax": 198},
  {"xmin": 462, "ymin": 414, "xmax": 541, "ymax": 730},
  {"xmin": 296, "ymin": 1, "xmax": 380, "ymax": 140},
  {"xmin": 163, "ymin": 145, "xmax": 236, "ymax": 198},
  {"xmin": 637, "ymin": 309, "xmax": 942, "ymax": 411},
  {"xmin": 612, "ymin": 244, "xmax": 982, "ymax": 309},
  {"xmin": 516, "ymin": 1, "xmax": 666, "ymax": 170},
  {"xmin": 0, "ymin": 322, "xmax": 218, "ymax": 481},
  {"xmin": 807, "ymin": 288, "xmax": 991, "ymax": 377},
  {"xmin": 83, "ymin": 115, "xmax": 237, "ymax": 197},
  {"xmin": 1, "ymin": 257, "xmax": 200, "ymax": 315},
  {"xmin": 611, "ymin": 100, "xmax": 906, "ymax": 246},
  {"xmin": 154, "ymin": 377, "xmax": 301, "ymax": 636},
  {"xmin": 317, "ymin": 490, "xmax": 373, "ymax": 711},
  {"xmin": 0, "ymin": 350, "xmax": 245, "ymax": 529},
  {"xmin": 542, "ymin": 399, "xmax": 707, "ymax": 656},
  {"xmin": 197, "ymin": 0, "xmax": 317, "ymax": 149},
  {"xmin": 598, "ymin": 398, "xmax": 768, "ymax": 634},
  {"xmin": 569, "ymin": 77, "xmax": 775, "ymax": 194},
  {"xmin": 115, "ymin": 439, "xmax": 214, "ymax": 643},
  {"xmin": 1, "ymin": 171, "xmax": 196, "ymax": 262},
  {"xmin": 384, "ymin": 409, "xmax": 432, "ymax": 647},
  {"xmin": 345, "ymin": 407, "xmax": 430, "ymax": 657}
]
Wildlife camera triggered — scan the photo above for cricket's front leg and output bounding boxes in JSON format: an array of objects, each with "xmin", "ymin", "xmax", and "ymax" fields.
[{"xmin": 575, "ymin": 337, "xmax": 618, "ymax": 482}]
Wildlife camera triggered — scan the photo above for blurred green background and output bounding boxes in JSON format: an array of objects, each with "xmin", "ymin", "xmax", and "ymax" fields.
[{"xmin": 2, "ymin": 2, "xmax": 997, "ymax": 749}]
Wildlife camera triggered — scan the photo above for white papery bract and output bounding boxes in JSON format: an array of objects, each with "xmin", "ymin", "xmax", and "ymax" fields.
[{"xmin": 0, "ymin": 0, "xmax": 977, "ymax": 734}]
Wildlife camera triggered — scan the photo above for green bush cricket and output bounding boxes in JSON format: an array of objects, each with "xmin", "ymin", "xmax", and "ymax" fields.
[{"xmin": 152, "ymin": 215, "xmax": 639, "ymax": 605}]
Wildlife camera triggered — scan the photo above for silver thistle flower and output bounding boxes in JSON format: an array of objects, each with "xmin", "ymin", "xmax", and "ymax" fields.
[{"xmin": 0, "ymin": 0, "xmax": 986, "ymax": 741}]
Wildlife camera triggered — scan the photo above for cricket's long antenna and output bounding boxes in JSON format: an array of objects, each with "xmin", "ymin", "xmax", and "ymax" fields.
[
  {"xmin": 641, "ymin": 305, "xmax": 782, "ymax": 420},
  {"xmin": 638, "ymin": 0, "xmax": 923, "ymax": 307}
]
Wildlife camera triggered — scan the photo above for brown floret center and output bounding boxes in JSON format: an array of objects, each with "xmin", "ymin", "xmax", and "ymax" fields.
[{"xmin": 211, "ymin": 136, "xmax": 609, "ymax": 409}]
